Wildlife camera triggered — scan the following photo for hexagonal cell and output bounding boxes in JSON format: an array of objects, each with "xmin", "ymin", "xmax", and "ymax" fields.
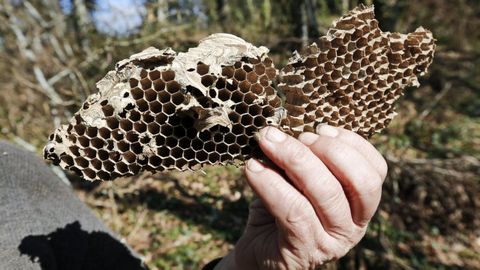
[
  {"xmin": 109, "ymin": 151, "xmax": 121, "ymax": 162},
  {"xmin": 183, "ymin": 149, "xmax": 195, "ymax": 161},
  {"xmin": 136, "ymin": 99, "xmax": 149, "ymax": 112},
  {"xmin": 175, "ymin": 159, "xmax": 188, "ymax": 170},
  {"xmin": 131, "ymin": 87, "xmax": 144, "ymax": 100},
  {"xmin": 246, "ymin": 71, "xmax": 258, "ymax": 83},
  {"xmin": 158, "ymin": 146, "xmax": 170, "ymax": 158},
  {"xmin": 102, "ymin": 105, "xmax": 114, "ymax": 117},
  {"xmin": 215, "ymin": 78, "xmax": 226, "ymax": 89},
  {"xmin": 162, "ymin": 157, "xmax": 175, "ymax": 168},
  {"xmin": 240, "ymin": 114, "xmax": 253, "ymax": 126},
  {"xmin": 264, "ymin": 67, "xmax": 276, "ymax": 80},
  {"xmin": 84, "ymin": 148, "xmax": 97, "ymax": 159},
  {"xmin": 130, "ymin": 142, "xmax": 143, "ymax": 154},
  {"xmin": 74, "ymin": 157, "xmax": 89, "ymax": 168},
  {"xmin": 103, "ymin": 160, "xmax": 115, "ymax": 172},
  {"xmin": 162, "ymin": 70, "xmax": 175, "ymax": 81},
  {"xmin": 77, "ymin": 136, "xmax": 90, "ymax": 147},
  {"xmin": 171, "ymin": 147, "xmax": 183, "ymax": 159},
  {"xmin": 90, "ymin": 159, "xmax": 102, "ymax": 170},
  {"xmin": 60, "ymin": 155, "xmax": 74, "ymax": 167},
  {"xmin": 140, "ymin": 77, "xmax": 152, "ymax": 89},
  {"xmin": 212, "ymin": 133, "xmax": 223, "ymax": 143},
  {"xmin": 201, "ymin": 75, "xmax": 215, "ymax": 87},
  {"xmin": 114, "ymin": 161, "xmax": 129, "ymax": 174},
  {"xmin": 83, "ymin": 168, "xmax": 96, "ymax": 180},
  {"xmin": 125, "ymin": 131, "xmax": 139, "ymax": 143},
  {"xmin": 123, "ymin": 151, "xmax": 136, "ymax": 164},
  {"xmin": 204, "ymin": 141, "xmax": 215, "ymax": 153},
  {"xmin": 162, "ymin": 102, "xmax": 175, "ymax": 115},
  {"xmin": 235, "ymin": 102, "xmax": 248, "ymax": 114},
  {"xmin": 85, "ymin": 127, "xmax": 97, "ymax": 138},
  {"xmin": 117, "ymin": 141, "xmax": 130, "ymax": 152},
  {"xmin": 91, "ymin": 137, "xmax": 105, "ymax": 149},
  {"xmin": 98, "ymin": 127, "xmax": 111, "ymax": 139},
  {"xmin": 129, "ymin": 78, "xmax": 139, "ymax": 88},
  {"xmin": 178, "ymin": 137, "xmax": 191, "ymax": 149},
  {"xmin": 149, "ymin": 70, "xmax": 161, "ymax": 80},
  {"xmin": 222, "ymin": 66, "xmax": 235, "ymax": 78},
  {"xmin": 155, "ymin": 113, "xmax": 167, "ymax": 124},
  {"xmin": 161, "ymin": 125, "xmax": 174, "ymax": 137},
  {"xmin": 218, "ymin": 89, "xmax": 231, "ymax": 101},
  {"xmin": 253, "ymin": 116, "xmax": 266, "ymax": 128},
  {"xmin": 153, "ymin": 79, "xmax": 165, "ymax": 92},
  {"xmin": 232, "ymin": 124, "xmax": 245, "ymax": 135},
  {"xmin": 224, "ymin": 133, "xmax": 236, "ymax": 145},
  {"xmin": 191, "ymin": 138, "xmax": 203, "ymax": 151},
  {"xmin": 142, "ymin": 113, "xmax": 155, "ymax": 123},
  {"xmin": 228, "ymin": 144, "xmax": 241, "ymax": 154},
  {"xmin": 208, "ymin": 152, "xmax": 220, "ymax": 164},
  {"xmin": 234, "ymin": 69, "xmax": 247, "ymax": 81},
  {"xmin": 147, "ymin": 122, "xmax": 160, "ymax": 134},
  {"xmin": 112, "ymin": 129, "xmax": 124, "ymax": 141},
  {"xmin": 133, "ymin": 122, "xmax": 147, "ymax": 133},
  {"xmin": 198, "ymin": 130, "xmax": 211, "ymax": 141},
  {"xmin": 195, "ymin": 151, "xmax": 208, "ymax": 162},
  {"xmin": 74, "ymin": 124, "xmax": 87, "ymax": 136},
  {"xmin": 166, "ymin": 81, "xmax": 181, "ymax": 94},
  {"xmin": 250, "ymin": 83, "xmax": 263, "ymax": 95},
  {"xmin": 148, "ymin": 156, "xmax": 162, "ymax": 168},
  {"xmin": 171, "ymin": 92, "xmax": 184, "ymax": 105},
  {"xmin": 119, "ymin": 119, "xmax": 133, "ymax": 131},
  {"xmin": 98, "ymin": 149, "xmax": 109, "ymax": 161},
  {"xmin": 165, "ymin": 136, "xmax": 178, "ymax": 148},
  {"xmin": 197, "ymin": 62, "xmax": 209, "ymax": 75},
  {"xmin": 215, "ymin": 143, "xmax": 228, "ymax": 153},
  {"xmin": 236, "ymin": 135, "xmax": 248, "ymax": 146},
  {"xmin": 128, "ymin": 164, "xmax": 141, "ymax": 174},
  {"xmin": 144, "ymin": 89, "xmax": 157, "ymax": 102},
  {"xmin": 245, "ymin": 126, "xmax": 257, "ymax": 136}
]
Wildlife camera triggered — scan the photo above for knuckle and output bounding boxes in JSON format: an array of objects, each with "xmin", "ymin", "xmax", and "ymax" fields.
[
  {"xmin": 322, "ymin": 140, "xmax": 349, "ymax": 159},
  {"xmin": 286, "ymin": 141, "xmax": 311, "ymax": 166},
  {"xmin": 285, "ymin": 196, "xmax": 312, "ymax": 226}
]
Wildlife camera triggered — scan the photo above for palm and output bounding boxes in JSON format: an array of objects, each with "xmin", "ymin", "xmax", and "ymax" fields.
[{"xmin": 234, "ymin": 199, "xmax": 304, "ymax": 270}]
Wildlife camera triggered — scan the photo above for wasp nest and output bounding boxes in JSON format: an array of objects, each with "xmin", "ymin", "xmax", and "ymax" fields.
[{"xmin": 44, "ymin": 5, "xmax": 435, "ymax": 181}]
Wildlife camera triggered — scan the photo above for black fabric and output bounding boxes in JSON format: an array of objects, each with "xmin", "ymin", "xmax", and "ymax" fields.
[
  {"xmin": 0, "ymin": 141, "xmax": 147, "ymax": 270},
  {"xmin": 202, "ymin": 257, "xmax": 222, "ymax": 270}
]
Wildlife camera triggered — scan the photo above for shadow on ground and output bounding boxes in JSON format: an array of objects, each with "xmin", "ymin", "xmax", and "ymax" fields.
[{"xmin": 18, "ymin": 221, "xmax": 148, "ymax": 270}]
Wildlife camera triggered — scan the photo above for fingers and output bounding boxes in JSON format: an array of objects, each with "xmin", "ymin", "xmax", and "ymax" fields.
[
  {"xmin": 317, "ymin": 125, "xmax": 388, "ymax": 179},
  {"xmin": 254, "ymin": 127, "xmax": 356, "ymax": 237},
  {"xmin": 244, "ymin": 159, "xmax": 326, "ymax": 241},
  {"xmin": 297, "ymin": 127, "xmax": 384, "ymax": 227}
]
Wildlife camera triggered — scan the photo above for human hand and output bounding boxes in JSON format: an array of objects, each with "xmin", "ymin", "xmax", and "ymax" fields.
[{"xmin": 215, "ymin": 125, "xmax": 387, "ymax": 270}]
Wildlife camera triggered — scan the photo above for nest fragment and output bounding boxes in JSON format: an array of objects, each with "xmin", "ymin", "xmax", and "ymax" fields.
[{"xmin": 44, "ymin": 5, "xmax": 436, "ymax": 181}]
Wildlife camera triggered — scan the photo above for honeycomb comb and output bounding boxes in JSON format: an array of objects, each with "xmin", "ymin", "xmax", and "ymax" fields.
[{"xmin": 44, "ymin": 5, "xmax": 435, "ymax": 181}]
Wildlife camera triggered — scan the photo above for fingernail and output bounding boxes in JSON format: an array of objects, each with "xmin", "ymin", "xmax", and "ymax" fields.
[
  {"xmin": 247, "ymin": 159, "xmax": 265, "ymax": 172},
  {"xmin": 298, "ymin": 132, "xmax": 318, "ymax": 145},
  {"xmin": 263, "ymin": 127, "xmax": 287, "ymax": 143},
  {"xmin": 316, "ymin": 125, "xmax": 339, "ymax": 138}
]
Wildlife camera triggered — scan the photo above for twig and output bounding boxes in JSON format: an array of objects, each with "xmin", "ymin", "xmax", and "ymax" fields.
[{"xmin": 418, "ymin": 82, "xmax": 452, "ymax": 121}]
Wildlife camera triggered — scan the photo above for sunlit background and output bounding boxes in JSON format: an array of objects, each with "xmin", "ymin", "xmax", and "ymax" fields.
[{"xmin": 0, "ymin": 0, "xmax": 479, "ymax": 269}]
